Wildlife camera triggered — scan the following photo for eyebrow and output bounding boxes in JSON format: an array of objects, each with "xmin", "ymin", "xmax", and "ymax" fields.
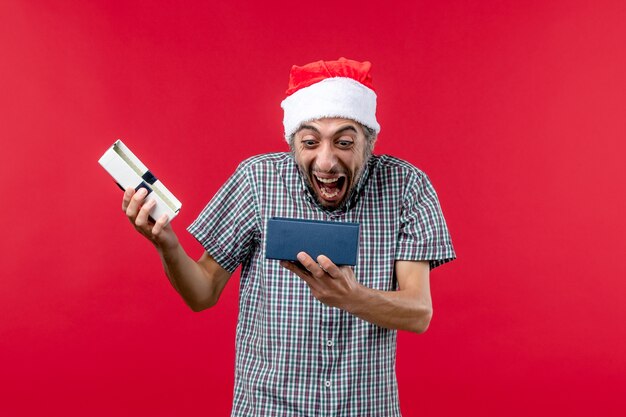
[
  {"xmin": 334, "ymin": 126, "xmax": 358, "ymax": 135},
  {"xmin": 296, "ymin": 124, "xmax": 358, "ymax": 136},
  {"xmin": 296, "ymin": 124, "xmax": 320, "ymax": 134}
]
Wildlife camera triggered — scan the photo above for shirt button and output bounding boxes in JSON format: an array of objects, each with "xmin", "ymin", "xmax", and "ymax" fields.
[
  {"xmin": 325, "ymin": 380, "xmax": 331, "ymax": 388},
  {"xmin": 326, "ymin": 340, "xmax": 334, "ymax": 347}
]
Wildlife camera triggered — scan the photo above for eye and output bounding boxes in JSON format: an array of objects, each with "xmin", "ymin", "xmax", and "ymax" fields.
[
  {"xmin": 336, "ymin": 138, "xmax": 354, "ymax": 149},
  {"xmin": 301, "ymin": 138, "xmax": 318, "ymax": 148}
]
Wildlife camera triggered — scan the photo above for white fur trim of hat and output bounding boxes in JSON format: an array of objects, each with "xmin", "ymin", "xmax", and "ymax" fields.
[{"xmin": 281, "ymin": 77, "xmax": 380, "ymax": 140}]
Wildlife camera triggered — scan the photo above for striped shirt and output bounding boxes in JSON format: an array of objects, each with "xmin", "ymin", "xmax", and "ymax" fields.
[{"xmin": 188, "ymin": 152, "xmax": 455, "ymax": 416}]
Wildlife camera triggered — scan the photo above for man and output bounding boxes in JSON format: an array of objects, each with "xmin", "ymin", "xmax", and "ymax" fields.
[{"xmin": 123, "ymin": 58, "xmax": 455, "ymax": 416}]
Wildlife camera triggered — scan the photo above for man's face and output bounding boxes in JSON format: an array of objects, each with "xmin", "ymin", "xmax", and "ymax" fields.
[{"xmin": 292, "ymin": 118, "xmax": 371, "ymax": 209}]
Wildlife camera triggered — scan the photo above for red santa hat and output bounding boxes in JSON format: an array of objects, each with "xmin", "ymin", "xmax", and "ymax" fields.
[{"xmin": 281, "ymin": 57, "xmax": 381, "ymax": 141}]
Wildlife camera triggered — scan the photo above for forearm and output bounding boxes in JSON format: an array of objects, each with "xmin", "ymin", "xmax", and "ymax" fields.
[
  {"xmin": 157, "ymin": 244, "xmax": 222, "ymax": 311},
  {"xmin": 122, "ymin": 187, "xmax": 230, "ymax": 311},
  {"xmin": 345, "ymin": 285, "xmax": 433, "ymax": 333}
]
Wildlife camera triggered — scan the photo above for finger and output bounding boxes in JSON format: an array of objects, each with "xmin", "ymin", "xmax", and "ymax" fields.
[
  {"xmin": 135, "ymin": 198, "xmax": 156, "ymax": 228},
  {"xmin": 280, "ymin": 261, "xmax": 317, "ymax": 290},
  {"xmin": 280, "ymin": 260, "xmax": 306, "ymax": 275},
  {"xmin": 126, "ymin": 187, "xmax": 148, "ymax": 218},
  {"xmin": 316, "ymin": 255, "xmax": 342, "ymax": 278},
  {"xmin": 297, "ymin": 252, "xmax": 325, "ymax": 278},
  {"xmin": 151, "ymin": 214, "xmax": 169, "ymax": 236},
  {"xmin": 122, "ymin": 187, "xmax": 135, "ymax": 212},
  {"xmin": 280, "ymin": 260, "xmax": 303, "ymax": 275}
]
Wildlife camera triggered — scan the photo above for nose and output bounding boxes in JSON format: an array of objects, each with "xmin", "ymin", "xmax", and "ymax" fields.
[{"xmin": 315, "ymin": 141, "xmax": 338, "ymax": 172}]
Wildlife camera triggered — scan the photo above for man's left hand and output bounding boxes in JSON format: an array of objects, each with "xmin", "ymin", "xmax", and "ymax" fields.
[{"xmin": 280, "ymin": 252, "xmax": 361, "ymax": 310}]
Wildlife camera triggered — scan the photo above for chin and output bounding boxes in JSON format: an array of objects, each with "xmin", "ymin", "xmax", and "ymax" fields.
[{"xmin": 317, "ymin": 198, "xmax": 343, "ymax": 209}]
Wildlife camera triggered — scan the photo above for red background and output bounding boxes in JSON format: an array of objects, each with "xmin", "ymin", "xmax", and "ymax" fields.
[{"xmin": 1, "ymin": 1, "xmax": 625, "ymax": 416}]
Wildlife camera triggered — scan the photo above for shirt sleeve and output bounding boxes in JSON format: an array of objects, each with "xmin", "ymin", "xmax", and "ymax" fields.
[
  {"xmin": 395, "ymin": 170, "xmax": 456, "ymax": 269},
  {"xmin": 187, "ymin": 163, "xmax": 259, "ymax": 273}
]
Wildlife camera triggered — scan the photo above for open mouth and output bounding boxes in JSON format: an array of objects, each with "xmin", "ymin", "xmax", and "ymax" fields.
[{"xmin": 312, "ymin": 173, "xmax": 347, "ymax": 203}]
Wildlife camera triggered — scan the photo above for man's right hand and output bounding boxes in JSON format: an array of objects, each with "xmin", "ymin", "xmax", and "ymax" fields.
[
  {"xmin": 121, "ymin": 187, "xmax": 232, "ymax": 311},
  {"xmin": 122, "ymin": 187, "xmax": 179, "ymax": 252}
]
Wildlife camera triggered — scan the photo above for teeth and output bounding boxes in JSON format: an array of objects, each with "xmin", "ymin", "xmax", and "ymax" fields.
[
  {"xmin": 319, "ymin": 187, "xmax": 340, "ymax": 198},
  {"xmin": 315, "ymin": 175, "xmax": 339, "ymax": 184}
]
